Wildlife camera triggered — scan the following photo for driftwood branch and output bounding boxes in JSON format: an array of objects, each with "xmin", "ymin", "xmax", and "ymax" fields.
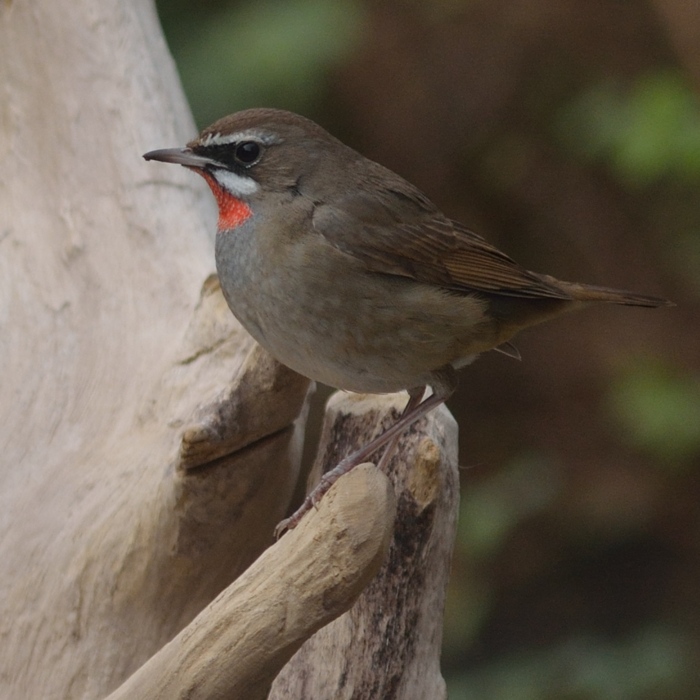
[
  {"xmin": 106, "ymin": 392, "xmax": 457, "ymax": 700},
  {"xmin": 105, "ymin": 463, "xmax": 396, "ymax": 700},
  {"xmin": 271, "ymin": 393, "xmax": 459, "ymax": 700}
]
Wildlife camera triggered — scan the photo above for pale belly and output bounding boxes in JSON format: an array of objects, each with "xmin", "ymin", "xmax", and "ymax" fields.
[{"xmin": 215, "ymin": 224, "xmax": 496, "ymax": 393}]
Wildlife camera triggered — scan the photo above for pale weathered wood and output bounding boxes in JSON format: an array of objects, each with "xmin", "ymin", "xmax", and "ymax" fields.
[
  {"xmin": 270, "ymin": 392, "xmax": 460, "ymax": 700},
  {"xmin": 104, "ymin": 464, "xmax": 396, "ymax": 700},
  {"xmin": 0, "ymin": 1, "xmax": 313, "ymax": 698}
]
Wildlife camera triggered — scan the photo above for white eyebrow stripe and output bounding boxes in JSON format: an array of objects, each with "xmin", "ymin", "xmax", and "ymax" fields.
[
  {"xmin": 213, "ymin": 169, "xmax": 260, "ymax": 197},
  {"xmin": 200, "ymin": 129, "xmax": 280, "ymax": 147}
]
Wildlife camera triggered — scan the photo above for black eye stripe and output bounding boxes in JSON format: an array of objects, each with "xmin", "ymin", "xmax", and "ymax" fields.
[{"xmin": 193, "ymin": 141, "xmax": 264, "ymax": 170}]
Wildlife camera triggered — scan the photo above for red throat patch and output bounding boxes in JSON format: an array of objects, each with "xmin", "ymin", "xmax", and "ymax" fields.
[{"xmin": 196, "ymin": 170, "xmax": 253, "ymax": 231}]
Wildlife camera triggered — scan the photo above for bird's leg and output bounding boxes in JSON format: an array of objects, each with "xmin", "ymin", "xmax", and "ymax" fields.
[
  {"xmin": 274, "ymin": 378, "xmax": 454, "ymax": 538},
  {"xmin": 374, "ymin": 386, "xmax": 426, "ymax": 472}
]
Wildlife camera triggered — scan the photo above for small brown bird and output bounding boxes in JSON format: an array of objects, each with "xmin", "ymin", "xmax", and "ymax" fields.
[{"xmin": 144, "ymin": 108, "xmax": 670, "ymax": 535}]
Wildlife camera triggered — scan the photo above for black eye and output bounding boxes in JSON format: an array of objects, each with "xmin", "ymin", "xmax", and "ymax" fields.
[{"xmin": 234, "ymin": 141, "xmax": 261, "ymax": 165}]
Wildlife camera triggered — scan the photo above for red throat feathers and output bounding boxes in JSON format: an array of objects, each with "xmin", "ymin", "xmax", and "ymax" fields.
[{"xmin": 197, "ymin": 170, "xmax": 253, "ymax": 231}]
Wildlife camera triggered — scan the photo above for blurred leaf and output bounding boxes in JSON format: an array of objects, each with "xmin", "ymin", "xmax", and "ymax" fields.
[
  {"xmin": 444, "ymin": 456, "xmax": 561, "ymax": 659},
  {"xmin": 158, "ymin": 0, "xmax": 366, "ymax": 127},
  {"xmin": 557, "ymin": 71, "xmax": 700, "ymax": 187},
  {"xmin": 442, "ymin": 575, "xmax": 492, "ymax": 656},
  {"xmin": 457, "ymin": 455, "xmax": 561, "ymax": 560},
  {"xmin": 447, "ymin": 626, "xmax": 694, "ymax": 700},
  {"xmin": 607, "ymin": 361, "xmax": 700, "ymax": 469}
]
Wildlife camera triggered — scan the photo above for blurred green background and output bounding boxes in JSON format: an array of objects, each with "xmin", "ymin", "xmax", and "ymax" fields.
[{"xmin": 156, "ymin": 1, "xmax": 699, "ymax": 697}]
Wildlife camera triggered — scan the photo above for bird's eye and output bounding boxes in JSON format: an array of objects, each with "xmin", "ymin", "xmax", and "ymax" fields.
[{"xmin": 234, "ymin": 141, "xmax": 261, "ymax": 166}]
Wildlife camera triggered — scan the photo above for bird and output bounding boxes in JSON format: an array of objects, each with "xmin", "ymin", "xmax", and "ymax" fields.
[{"xmin": 144, "ymin": 108, "xmax": 671, "ymax": 536}]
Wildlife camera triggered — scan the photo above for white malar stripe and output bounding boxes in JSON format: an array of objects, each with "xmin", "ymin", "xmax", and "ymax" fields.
[
  {"xmin": 213, "ymin": 169, "xmax": 259, "ymax": 197},
  {"xmin": 200, "ymin": 129, "xmax": 280, "ymax": 147}
]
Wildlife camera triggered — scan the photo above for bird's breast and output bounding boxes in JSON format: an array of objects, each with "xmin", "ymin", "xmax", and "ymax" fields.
[{"xmin": 214, "ymin": 219, "xmax": 496, "ymax": 392}]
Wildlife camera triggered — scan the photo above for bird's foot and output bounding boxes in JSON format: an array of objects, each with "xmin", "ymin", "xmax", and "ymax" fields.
[
  {"xmin": 273, "ymin": 455, "xmax": 357, "ymax": 539},
  {"xmin": 273, "ymin": 388, "xmax": 449, "ymax": 539}
]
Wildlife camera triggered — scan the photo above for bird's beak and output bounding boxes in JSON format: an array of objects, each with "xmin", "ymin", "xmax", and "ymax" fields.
[{"xmin": 142, "ymin": 147, "xmax": 221, "ymax": 168}]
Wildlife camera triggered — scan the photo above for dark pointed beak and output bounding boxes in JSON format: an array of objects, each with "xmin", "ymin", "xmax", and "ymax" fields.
[{"xmin": 143, "ymin": 147, "xmax": 221, "ymax": 168}]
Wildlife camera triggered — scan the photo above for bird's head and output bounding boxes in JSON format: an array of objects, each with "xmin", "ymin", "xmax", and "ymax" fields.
[{"xmin": 144, "ymin": 108, "xmax": 349, "ymax": 231}]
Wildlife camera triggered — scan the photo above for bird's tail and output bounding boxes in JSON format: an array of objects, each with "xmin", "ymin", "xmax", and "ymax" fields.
[{"xmin": 547, "ymin": 277, "xmax": 673, "ymax": 308}]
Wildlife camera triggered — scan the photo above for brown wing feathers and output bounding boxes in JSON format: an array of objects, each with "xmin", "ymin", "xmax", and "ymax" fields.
[{"xmin": 312, "ymin": 187, "xmax": 572, "ymax": 300}]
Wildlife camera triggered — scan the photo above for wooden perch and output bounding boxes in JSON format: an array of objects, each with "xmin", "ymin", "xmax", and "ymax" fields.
[
  {"xmin": 271, "ymin": 392, "xmax": 459, "ymax": 700},
  {"xmin": 105, "ymin": 392, "xmax": 458, "ymax": 700},
  {"xmin": 105, "ymin": 463, "xmax": 396, "ymax": 700}
]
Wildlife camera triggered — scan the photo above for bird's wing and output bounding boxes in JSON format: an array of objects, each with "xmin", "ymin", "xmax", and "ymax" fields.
[{"xmin": 311, "ymin": 183, "xmax": 572, "ymax": 300}]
